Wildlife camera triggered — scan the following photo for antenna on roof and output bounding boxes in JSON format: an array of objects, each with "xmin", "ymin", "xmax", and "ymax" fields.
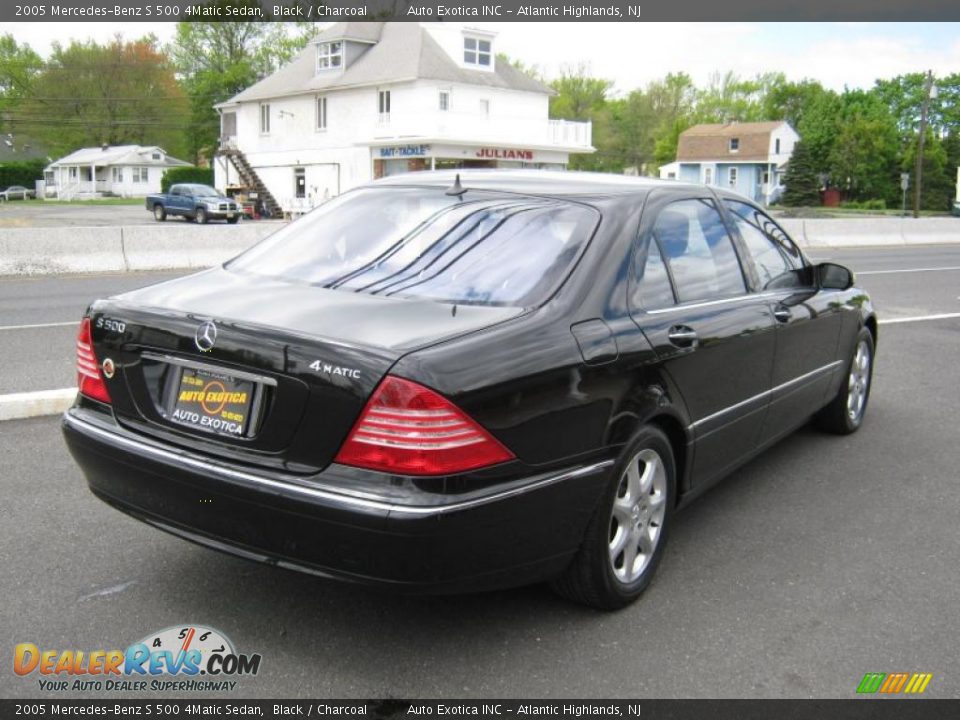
[{"xmin": 445, "ymin": 173, "xmax": 467, "ymax": 199}]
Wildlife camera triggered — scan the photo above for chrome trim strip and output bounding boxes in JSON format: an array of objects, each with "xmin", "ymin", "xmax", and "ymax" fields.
[
  {"xmin": 645, "ymin": 292, "xmax": 780, "ymax": 315},
  {"xmin": 64, "ymin": 412, "xmax": 613, "ymax": 517},
  {"xmin": 690, "ymin": 360, "xmax": 843, "ymax": 430},
  {"xmin": 141, "ymin": 352, "xmax": 278, "ymax": 387}
]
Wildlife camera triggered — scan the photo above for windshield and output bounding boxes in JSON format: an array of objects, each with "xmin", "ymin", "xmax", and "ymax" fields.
[
  {"xmin": 227, "ymin": 187, "xmax": 599, "ymax": 307},
  {"xmin": 187, "ymin": 185, "xmax": 219, "ymax": 197}
]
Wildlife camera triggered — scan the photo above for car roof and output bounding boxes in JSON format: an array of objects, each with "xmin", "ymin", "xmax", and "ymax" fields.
[{"xmin": 370, "ymin": 169, "xmax": 708, "ymax": 198}]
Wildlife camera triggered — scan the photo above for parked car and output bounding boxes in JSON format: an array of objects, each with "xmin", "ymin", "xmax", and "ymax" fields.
[
  {"xmin": 63, "ymin": 171, "xmax": 877, "ymax": 609},
  {"xmin": 952, "ymin": 201, "xmax": 960, "ymax": 217},
  {"xmin": 146, "ymin": 184, "xmax": 240, "ymax": 224},
  {"xmin": 0, "ymin": 185, "xmax": 35, "ymax": 201}
]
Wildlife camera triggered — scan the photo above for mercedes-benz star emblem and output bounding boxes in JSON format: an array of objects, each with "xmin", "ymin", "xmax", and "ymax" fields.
[{"xmin": 195, "ymin": 321, "xmax": 217, "ymax": 352}]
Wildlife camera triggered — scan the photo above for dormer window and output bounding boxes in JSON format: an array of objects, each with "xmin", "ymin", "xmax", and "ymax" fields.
[
  {"xmin": 463, "ymin": 36, "xmax": 492, "ymax": 68},
  {"xmin": 317, "ymin": 42, "xmax": 343, "ymax": 72},
  {"xmin": 729, "ymin": 138, "xmax": 740, "ymax": 152}
]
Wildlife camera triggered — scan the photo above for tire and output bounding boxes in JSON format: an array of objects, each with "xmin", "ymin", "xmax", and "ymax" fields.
[
  {"xmin": 227, "ymin": 216, "xmax": 239, "ymax": 224},
  {"xmin": 551, "ymin": 426, "xmax": 676, "ymax": 610},
  {"xmin": 816, "ymin": 327, "xmax": 875, "ymax": 435},
  {"xmin": 195, "ymin": 207, "xmax": 208, "ymax": 225},
  {"xmin": 153, "ymin": 205, "xmax": 166, "ymax": 222}
]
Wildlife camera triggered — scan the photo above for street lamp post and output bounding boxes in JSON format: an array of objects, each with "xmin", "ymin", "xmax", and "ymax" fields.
[{"xmin": 913, "ymin": 70, "xmax": 938, "ymax": 218}]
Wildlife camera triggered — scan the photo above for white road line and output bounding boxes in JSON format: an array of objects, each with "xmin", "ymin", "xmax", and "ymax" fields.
[
  {"xmin": 857, "ymin": 266, "xmax": 960, "ymax": 275},
  {"xmin": 880, "ymin": 312, "xmax": 960, "ymax": 325},
  {"xmin": 0, "ymin": 320, "xmax": 78, "ymax": 331}
]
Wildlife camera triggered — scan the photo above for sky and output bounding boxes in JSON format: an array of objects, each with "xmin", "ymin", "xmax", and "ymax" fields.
[{"xmin": 9, "ymin": 21, "xmax": 960, "ymax": 94}]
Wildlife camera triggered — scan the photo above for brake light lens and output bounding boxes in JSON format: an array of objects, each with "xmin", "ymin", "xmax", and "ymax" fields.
[
  {"xmin": 76, "ymin": 317, "xmax": 111, "ymax": 404},
  {"xmin": 334, "ymin": 376, "xmax": 514, "ymax": 476}
]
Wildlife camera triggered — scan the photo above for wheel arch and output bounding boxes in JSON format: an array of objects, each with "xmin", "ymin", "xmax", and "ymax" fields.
[{"xmin": 644, "ymin": 412, "xmax": 690, "ymax": 505}]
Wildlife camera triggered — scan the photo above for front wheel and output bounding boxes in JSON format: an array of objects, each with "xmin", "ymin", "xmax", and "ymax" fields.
[
  {"xmin": 153, "ymin": 205, "xmax": 166, "ymax": 222},
  {"xmin": 195, "ymin": 207, "xmax": 208, "ymax": 224},
  {"xmin": 551, "ymin": 426, "xmax": 675, "ymax": 610},
  {"xmin": 816, "ymin": 327, "xmax": 875, "ymax": 434},
  {"xmin": 227, "ymin": 216, "xmax": 239, "ymax": 224}
]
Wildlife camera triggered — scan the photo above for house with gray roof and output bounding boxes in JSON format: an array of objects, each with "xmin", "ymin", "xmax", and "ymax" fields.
[
  {"xmin": 44, "ymin": 145, "xmax": 190, "ymax": 200},
  {"xmin": 214, "ymin": 22, "xmax": 594, "ymax": 212},
  {"xmin": 658, "ymin": 121, "xmax": 799, "ymax": 205}
]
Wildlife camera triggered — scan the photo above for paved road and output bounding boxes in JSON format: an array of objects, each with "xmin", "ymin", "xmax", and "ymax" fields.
[
  {"xmin": 0, "ymin": 317, "xmax": 957, "ymax": 699},
  {"xmin": 1, "ymin": 246, "xmax": 959, "ymax": 394},
  {"xmin": 0, "ymin": 272, "xmax": 184, "ymax": 394}
]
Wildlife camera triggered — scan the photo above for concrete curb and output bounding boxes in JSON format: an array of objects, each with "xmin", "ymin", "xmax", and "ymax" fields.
[{"xmin": 0, "ymin": 388, "xmax": 76, "ymax": 422}]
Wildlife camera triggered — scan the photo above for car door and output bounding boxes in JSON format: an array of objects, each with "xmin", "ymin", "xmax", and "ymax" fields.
[
  {"xmin": 168, "ymin": 186, "xmax": 185, "ymax": 214},
  {"xmin": 721, "ymin": 199, "xmax": 846, "ymax": 443},
  {"xmin": 629, "ymin": 191, "xmax": 778, "ymax": 487}
]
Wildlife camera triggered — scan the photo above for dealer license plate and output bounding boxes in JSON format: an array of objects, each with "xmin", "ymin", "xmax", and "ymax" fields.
[{"xmin": 169, "ymin": 367, "xmax": 255, "ymax": 437}]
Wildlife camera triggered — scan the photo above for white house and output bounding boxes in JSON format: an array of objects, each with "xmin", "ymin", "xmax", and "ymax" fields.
[
  {"xmin": 44, "ymin": 145, "xmax": 191, "ymax": 200},
  {"xmin": 214, "ymin": 22, "xmax": 594, "ymax": 214},
  {"xmin": 659, "ymin": 121, "xmax": 799, "ymax": 205}
]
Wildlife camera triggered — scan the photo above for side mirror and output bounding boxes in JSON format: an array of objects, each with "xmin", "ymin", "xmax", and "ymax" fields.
[{"xmin": 818, "ymin": 262, "xmax": 854, "ymax": 291}]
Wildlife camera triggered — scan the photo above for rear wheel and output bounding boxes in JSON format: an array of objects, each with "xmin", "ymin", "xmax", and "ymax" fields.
[
  {"xmin": 153, "ymin": 205, "xmax": 166, "ymax": 222},
  {"xmin": 552, "ymin": 426, "xmax": 675, "ymax": 610},
  {"xmin": 195, "ymin": 207, "xmax": 208, "ymax": 224},
  {"xmin": 816, "ymin": 327, "xmax": 874, "ymax": 434}
]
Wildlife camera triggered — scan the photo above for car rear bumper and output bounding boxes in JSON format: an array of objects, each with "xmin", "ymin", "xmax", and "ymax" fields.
[{"xmin": 62, "ymin": 407, "xmax": 613, "ymax": 593}]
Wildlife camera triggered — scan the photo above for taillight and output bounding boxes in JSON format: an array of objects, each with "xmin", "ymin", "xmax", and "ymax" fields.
[
  {"xmin": 334, "ymin": 376, "xmax": 514, "ymax": 476},
  {"xmin": 76, "ymin": 317, "xmax": 111, "ymax": 404}
]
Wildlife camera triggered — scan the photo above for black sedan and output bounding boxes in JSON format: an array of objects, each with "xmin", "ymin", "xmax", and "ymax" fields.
[{"xmin": 63, "ymin": 171, "xmax": 876, "ymax": 609}]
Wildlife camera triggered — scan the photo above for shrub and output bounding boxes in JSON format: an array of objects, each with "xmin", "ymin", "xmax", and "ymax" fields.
[
  {"xmin": 161, "ymin": 166, "xmax": 214, "ymax": 193},
  {"xmin": 0, "ymin": 160, "xmax": 46, "ymax": 189}
]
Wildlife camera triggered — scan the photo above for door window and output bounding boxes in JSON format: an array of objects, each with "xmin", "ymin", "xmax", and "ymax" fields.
[
  {"xmin": 724, "ymin": 200, "xmax": 806, "ymax": 289},
  {"xmin": 653, "ymin": 199, "xmax": 746, "ymax": 304},
  {"xmin": 631, "ymin": 235, "xmax": 675, "ymax": 310}
]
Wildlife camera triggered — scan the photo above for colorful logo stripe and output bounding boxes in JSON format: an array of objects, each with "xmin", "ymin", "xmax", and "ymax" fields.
[{"xmin": 857, "ymin": 672, "xmax": 933, "ymax": 694}]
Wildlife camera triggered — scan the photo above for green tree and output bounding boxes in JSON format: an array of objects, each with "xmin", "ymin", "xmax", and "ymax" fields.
[
  {"xmin": 0, "ymin": 34, "xmax": 43, "ymax": 145},
  {"xmin": 548, "ymin": 65, "xmax": 617, "ymax": 171},
  {"xmin": 169, "ymin": 11, "xmax": 315, "ymax": 162},
  {"xmin": 16, "ymin": 36, "xmax": 188, "ymax": 158},
  {"xmin": 827, "ymin": 90, "xmax": 900, "ymax": 202},
  {"xmin": 781, "ymin": 141, "xmax": 821, "ymax": 206}
]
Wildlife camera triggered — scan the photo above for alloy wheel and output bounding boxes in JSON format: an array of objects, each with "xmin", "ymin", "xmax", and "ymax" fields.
[
  {"xmin": 847, "ymin": 340, "xmax": 871, "ymax": 422},
  {"xmin": 608, "ymin": 448, "xmax": 668, "ymax": 584}
]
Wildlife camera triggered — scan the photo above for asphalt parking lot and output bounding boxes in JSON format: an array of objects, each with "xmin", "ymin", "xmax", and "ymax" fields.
[
  {"xmin": 0, "ymin": 200, "xmax": 154, "ymax": 228},
  {"xmin": 1, "ymin": 245, "xmax": 959, "ymax": 699}
]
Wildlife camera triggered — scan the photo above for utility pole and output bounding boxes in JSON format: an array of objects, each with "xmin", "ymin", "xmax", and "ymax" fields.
[{"xmin": 913, "ymin": 70, "xmax": 937, "ymax": 218}]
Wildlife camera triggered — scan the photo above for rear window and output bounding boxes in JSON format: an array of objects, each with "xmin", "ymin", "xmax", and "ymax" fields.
[{"xmin": 227, "ymin": 187, "xmax": 599, "ymax": 307}]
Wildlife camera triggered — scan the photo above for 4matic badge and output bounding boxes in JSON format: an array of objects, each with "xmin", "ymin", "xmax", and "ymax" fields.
[{"xmin": 310, "ymin": 360, "xmax": 361, "ymax": 379}]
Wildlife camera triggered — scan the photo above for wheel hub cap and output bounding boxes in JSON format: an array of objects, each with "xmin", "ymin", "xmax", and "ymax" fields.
[
  {"xmin": 608, "ymin": 448, "xmax": 668, "ymax": 584},
  {"xmin": 846, "ymin": 340, "xmax": 871, "ymax": 422}
]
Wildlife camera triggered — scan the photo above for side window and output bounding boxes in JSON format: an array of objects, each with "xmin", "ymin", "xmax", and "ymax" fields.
[
  {"xmin": 724, "ymin": 200, "xmax": 806, "ymax": 289},
  {"xmin": 654, "ymin": 199, "xmax": 746, "ymax": 304},
  {"xmin": 630, "ymin": 235, "xmax": 675, "ymax": 311}
]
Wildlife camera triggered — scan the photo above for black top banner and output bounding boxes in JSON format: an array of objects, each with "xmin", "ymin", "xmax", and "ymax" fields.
[
  {"xmin": 5, "ymin": 0, "xmax": 960, "ymax": 23},
  {"xmin": 2, "ymin": 700, "xmax": 960, "ymax": 719}
]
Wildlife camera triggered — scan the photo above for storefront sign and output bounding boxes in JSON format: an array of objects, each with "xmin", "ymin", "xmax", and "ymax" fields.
[
  {"xmin": 476, "ymin": 148, "xmax": 535, "ymax": 160},
  {"xmin": 379, "ymin": 145, "xmax": 430, "ymax": 158}
]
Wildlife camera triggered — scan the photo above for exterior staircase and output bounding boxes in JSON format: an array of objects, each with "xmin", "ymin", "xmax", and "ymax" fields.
[{"xmin": 218, "ymin": 147, "xmax": 282, "ymax": 218}]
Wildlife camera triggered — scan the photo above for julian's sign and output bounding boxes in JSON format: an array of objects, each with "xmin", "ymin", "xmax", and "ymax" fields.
[{"xmin": 476, "ymin": 148, "xmax": 535, "ymax": 160}]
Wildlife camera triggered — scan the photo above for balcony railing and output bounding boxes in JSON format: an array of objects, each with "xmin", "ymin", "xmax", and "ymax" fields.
[{"xmin": 370, "ymin": 113, "xmax": 593, "ymax": 150}]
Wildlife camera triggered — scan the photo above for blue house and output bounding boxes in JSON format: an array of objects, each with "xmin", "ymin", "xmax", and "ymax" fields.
[{"xmin": 659, "ymin": 121, "xmax": 799, "ymax": 205}]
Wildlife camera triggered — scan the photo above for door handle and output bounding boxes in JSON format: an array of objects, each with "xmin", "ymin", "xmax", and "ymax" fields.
[
  {"xmin": 773, "ymin": 306, "xmax": 792, "ymax": 323},
  {"xmin": 667, "ymin": 326, "xmax": 699, "ymax": 347}
]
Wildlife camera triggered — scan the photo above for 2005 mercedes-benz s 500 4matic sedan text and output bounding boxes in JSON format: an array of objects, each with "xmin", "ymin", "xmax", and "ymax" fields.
[{"xmin": 63, "ymin": 171, "xmax": 876, "ymax": 609}]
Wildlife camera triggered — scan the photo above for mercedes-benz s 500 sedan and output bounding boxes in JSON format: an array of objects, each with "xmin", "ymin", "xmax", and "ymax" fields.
[{"xmin": 63, "ymin": 171, "xmax": 876, "ymax": 609}]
